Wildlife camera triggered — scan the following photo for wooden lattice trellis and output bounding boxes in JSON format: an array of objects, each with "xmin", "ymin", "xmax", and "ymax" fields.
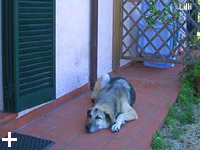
[{"xmin": 113, "ymin": 0, "xmax": 200, "ymax": 69}]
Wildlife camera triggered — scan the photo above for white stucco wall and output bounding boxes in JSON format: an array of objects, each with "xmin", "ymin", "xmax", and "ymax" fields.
[
  {"xmin": 0, "ymin": 0, "xmax": 3, "ymax": 111},
  {"xmin": 56, "ymin": 0, "xmax": 90, "ymax": 98},
  {"xmin": 98, "ymin": 0, "xmax": 130, "ymax": 75},
  {"xmin": 97, "ymin": 0, "xmax": 113, "ymax": 76}
]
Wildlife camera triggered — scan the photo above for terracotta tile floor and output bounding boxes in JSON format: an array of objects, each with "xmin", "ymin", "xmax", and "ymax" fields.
[{"xmin": 15, "ymin": 63, "xmax": 183, "ymax": 150}]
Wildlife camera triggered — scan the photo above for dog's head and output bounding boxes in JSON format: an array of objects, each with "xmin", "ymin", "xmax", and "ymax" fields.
[{"xmin": 85, "ymin": 105, "xmax": 115, "ymax": 133}]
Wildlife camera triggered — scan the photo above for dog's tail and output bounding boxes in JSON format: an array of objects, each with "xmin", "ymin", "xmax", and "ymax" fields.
[
  {"xmin": 91, "ymin": 74, "xmax": 110, "ymax": 102},
  {"xmin": 100, "ymin": 74, "xmax": 110, "ymax": 88}
]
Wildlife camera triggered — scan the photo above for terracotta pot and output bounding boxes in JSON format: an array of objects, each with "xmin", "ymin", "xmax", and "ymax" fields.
[{"xmin": 196, "ymin": 76, "xmax": 200, "ymax": 92}]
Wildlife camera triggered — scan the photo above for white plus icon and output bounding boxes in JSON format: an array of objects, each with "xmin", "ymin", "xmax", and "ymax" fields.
[{"xmin": 2, "ymin": 132, "xmax": 17, "ymax": 147}]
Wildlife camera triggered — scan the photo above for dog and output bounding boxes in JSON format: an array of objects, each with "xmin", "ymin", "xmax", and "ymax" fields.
[{"xmin": 86, "ymin": 74, "xmax": 138, "ymax": 133}]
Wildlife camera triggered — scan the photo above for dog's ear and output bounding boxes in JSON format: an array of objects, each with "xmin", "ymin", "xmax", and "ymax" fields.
[
  {"xmin": 91, "ymin": 98, "xmax": 95, "ymax": 103},
  {"xmin": 98, "ymin": 104, "xmax": 115, "ymax": 124},
  {"xmin": 104, "ymin": 110, "xmax": 115, "ymax": 124}
]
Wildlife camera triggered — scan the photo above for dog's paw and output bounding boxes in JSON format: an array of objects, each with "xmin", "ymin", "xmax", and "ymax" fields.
[{"xmin": 111, "ymin": 123, "xmax": 121, "ymax": 132}]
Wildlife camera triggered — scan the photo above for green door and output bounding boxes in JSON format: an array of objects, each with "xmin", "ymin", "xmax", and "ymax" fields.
[{"xmin": 2, "ymin": 0, "xmax": 55, "ymax": 113}]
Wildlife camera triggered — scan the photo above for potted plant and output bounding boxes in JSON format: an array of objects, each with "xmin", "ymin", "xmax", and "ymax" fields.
[{"xmin": 193, "ymin": 63, "xmax": 200, "ymax": 92}]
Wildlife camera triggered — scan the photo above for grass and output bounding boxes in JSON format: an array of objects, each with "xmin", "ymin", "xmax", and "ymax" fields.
[
  {"xmin": 171, "ymin": 128, "xmax": 182, "ymax": 140},
  {"xmin": 180, "ymin": 137, "xmax": 185, "ymax": 143},
  {"xmin": 164, "ymin": 104, "xmax": 177, "ymax": 126},
  {"xmin": 151, "ymin": 131, "xmax": 167, "ymax": 150},
  {"xmin": 150, "ymin": 65, "xmax": 200, "ymax": 150}
]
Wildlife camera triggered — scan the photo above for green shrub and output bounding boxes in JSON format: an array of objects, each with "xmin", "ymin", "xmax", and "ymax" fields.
[
  {"xmin": 165, "ymin": 116, "xmax": 176, "ymax": 126},
  {"xmin": 165, "ymin": 104, "xmax": 177, "ymax": 126},
  {"xmin": 177, "ymin": 107, "xmax": 195, "ymax": 124},
  {"xmin": 178, "ymin": 68, "xmax": 197, "ymax": 110},
  {"xmin": 193, "ymin": 63, "xmax": 200, "ymax": 77},
  {"xmin": 179, "ymin": 66, "xmax": 195, "ymax": 82}
]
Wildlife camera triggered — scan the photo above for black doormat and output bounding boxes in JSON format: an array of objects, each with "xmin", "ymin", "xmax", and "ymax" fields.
[{"xmin": 0, "ymin": 132, "xmax": 55, "ymax": 150}]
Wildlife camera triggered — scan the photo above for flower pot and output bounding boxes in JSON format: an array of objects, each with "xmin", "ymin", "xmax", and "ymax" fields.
[{"xmin": 196, "ymin": 76, "xmax": 200, "ymax": 92}]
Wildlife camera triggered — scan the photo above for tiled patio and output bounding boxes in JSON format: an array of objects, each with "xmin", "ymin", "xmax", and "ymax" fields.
[{"xmin": 13, "ymin": 63, "xmax": 182, "ymax": 150}]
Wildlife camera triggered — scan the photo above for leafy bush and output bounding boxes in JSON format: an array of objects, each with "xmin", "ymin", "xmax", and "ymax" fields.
[
  {"xmin": 178, "ymin": 65, "xmax": 198, "ymax": 107},
  {"xmin": 178, "ymin": 81, "xmax": 196, "ymax": 106},
  {"xmin": 177, "ymin": 107, "xmax": 195, "ymax": 124},
  {"xmin": 177, "ymin": 67, "xmax": 197, "ymax": 124},
  {"xmin": 164, "ymin": 104, "xmax": 177, "ymax": 126},
  {"xmin": 193, "ymin": 63, "xmax": 200, "ymax": 77}
]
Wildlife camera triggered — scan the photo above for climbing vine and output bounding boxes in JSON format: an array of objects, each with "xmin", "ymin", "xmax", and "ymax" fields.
[{"xmin": 145, "ymin": 0, "xmax": 179, "ymax": 26}]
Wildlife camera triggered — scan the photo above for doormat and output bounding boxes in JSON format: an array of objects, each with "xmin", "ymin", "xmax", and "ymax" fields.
[{"xmin": 0, "ymin": 132, "xmax": 55, "ymax": 150}]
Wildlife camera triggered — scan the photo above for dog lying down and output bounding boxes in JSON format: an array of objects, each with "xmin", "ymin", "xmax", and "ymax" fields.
[{"xmin": 86, "ymin": 74, "xmax": 138, "ymax": 133}]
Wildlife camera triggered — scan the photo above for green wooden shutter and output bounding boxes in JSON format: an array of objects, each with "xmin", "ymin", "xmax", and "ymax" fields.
[{"xmin": 3, "ymin": 0, "xmax": 56, "ymax": 112}]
